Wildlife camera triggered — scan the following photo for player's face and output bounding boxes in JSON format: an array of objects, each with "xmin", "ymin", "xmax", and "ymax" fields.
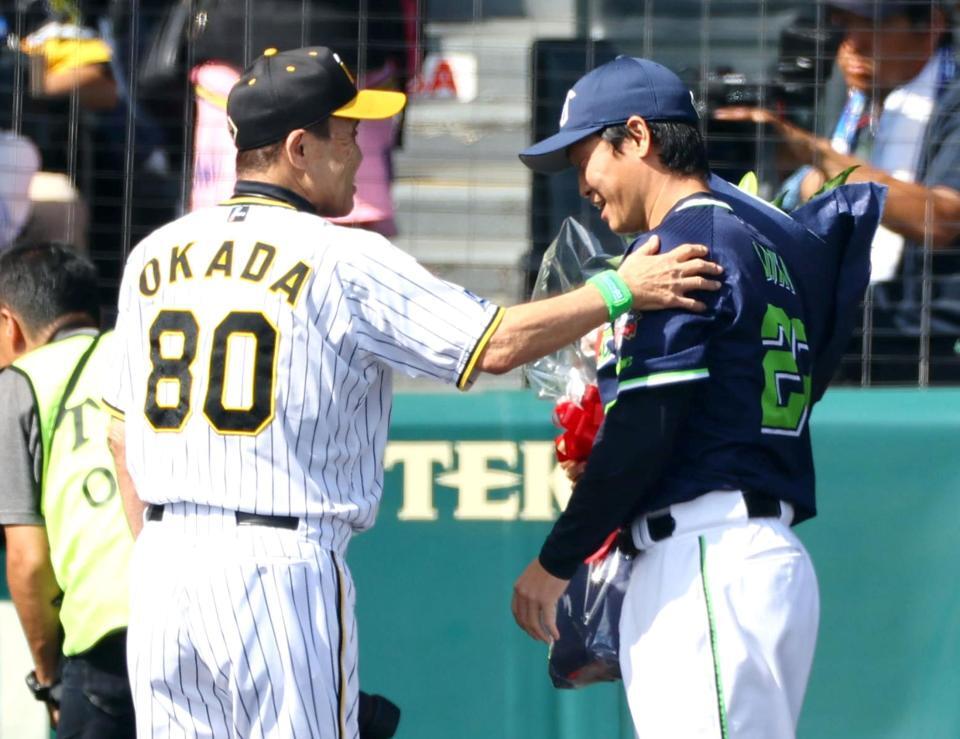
[
  {"xmin": 569, "ymin": 133, "xmax": 647, "ymax": 235},
  {"xmin": 302, "ymin": 117, "xmax": 363, "ymax": 217}
]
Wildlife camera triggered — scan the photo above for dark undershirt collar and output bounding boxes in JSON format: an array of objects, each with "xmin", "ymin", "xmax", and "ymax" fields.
[{"xmin": 231, "ymin": 180, "xmax": 318, "ymax": 215}]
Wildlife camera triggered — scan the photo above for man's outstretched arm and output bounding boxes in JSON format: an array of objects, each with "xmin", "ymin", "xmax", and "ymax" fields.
[
  {"xmin": 479, "ymin": 235, "xmax": 722, "ymax": 374},
  {"xmin": 713, "ymin": 106, "xmax": 960, "ymax": 247}
]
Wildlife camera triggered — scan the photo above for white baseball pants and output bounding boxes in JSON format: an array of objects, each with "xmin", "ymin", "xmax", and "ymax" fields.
[
  {"xmin": 620, "ymin": 492, "xmax": 819, "ymax": 739},
  {"xmin": 127, "ymin": 503, "xmax": 359, "ymax": 738}
]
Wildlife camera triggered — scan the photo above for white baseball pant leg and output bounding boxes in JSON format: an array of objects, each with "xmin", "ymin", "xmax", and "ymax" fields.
[
  {"xmin": 127, "ymin": 503, "xmax": 359, "ymax": 738},
  {"xmin": 620, "ymin": 493, "xmax": 819, "ymax": 739}
]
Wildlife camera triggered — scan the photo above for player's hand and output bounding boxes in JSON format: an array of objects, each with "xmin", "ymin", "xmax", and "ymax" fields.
[
  {"xmin": 511, "ymin": 558, "xmax": 568, "ymax": 644},
  {"xmin": 560, "ymin": 459, "xmax": 585, "ymax": 483},
  {"xmin": 619, "ymin": 234, "xmax": 723, "ymax": 312}
]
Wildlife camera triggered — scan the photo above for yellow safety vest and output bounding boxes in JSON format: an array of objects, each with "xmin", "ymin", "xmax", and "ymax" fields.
[{"xmin": 12, "ymin": 332, "xmax": 132, "ymax": 656}]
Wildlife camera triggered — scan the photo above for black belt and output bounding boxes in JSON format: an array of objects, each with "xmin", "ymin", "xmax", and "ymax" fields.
[
  {"xmin": 646, "ymin": 491, "xmax": 782, "ymax": 542},
  {"xmin": 146, "ymin": 505, "xmax": 299, "ymax": 530}
]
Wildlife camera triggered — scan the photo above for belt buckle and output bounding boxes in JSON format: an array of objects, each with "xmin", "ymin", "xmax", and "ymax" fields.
[
  {"xmin": 646, "ymin": 512, "xmax": 676, "ymax": 542},
  {"xmin": 234, "ymin": 512, "xmax": 299, "ymax": 530}
]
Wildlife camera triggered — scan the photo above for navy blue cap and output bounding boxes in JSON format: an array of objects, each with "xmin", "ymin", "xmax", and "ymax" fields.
[
  {"xmin": 824, "ymin": 0, "xmax": 941, "ymax": 20},
  {"xmin": 519, "ymin": 56, "xmax": 700, "ymax": 174}
]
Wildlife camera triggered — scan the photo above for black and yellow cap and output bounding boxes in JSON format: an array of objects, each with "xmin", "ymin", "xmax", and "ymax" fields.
[{"xmin": 226, "ymin": 45, "xmax": 407, "ymax": 151}]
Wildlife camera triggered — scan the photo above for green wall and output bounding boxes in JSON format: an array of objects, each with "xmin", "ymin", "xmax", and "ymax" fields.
[
  {"xmin": 350, "ymin": 388, "xmax": 960, "ymax": 739},
  {"xmin": 3, "ymin": 389, "xmax": 958, "ymax": 737}
]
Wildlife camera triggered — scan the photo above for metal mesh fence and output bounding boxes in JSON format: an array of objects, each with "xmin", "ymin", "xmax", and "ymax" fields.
[{"xmin": 2, "ymin": 0, "xmax": 957, "ymax": 385}]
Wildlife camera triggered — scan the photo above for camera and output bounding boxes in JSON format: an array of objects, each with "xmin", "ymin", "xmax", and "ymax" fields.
[
  {"xmin": 359, "ymin": 691, "xmax": 401, "ymax": 739},
  {"xmin": 702, "ymin": 15, "xmax": 838, "ymax": 185},
  {"xmin": 706, "ymin": 17, "xmax": 837, "ymax": 126}
]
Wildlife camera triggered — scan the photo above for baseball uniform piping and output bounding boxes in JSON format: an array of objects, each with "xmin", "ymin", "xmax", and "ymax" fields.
[
  {"xmin": 219, "ymin": 196, "xmax": 297, "ymax": 210},
  {"xmin": 617, "ymin": 368, "xmax": 710, "ymax": 393},
  {"xmin": 699, "ymin": 535, "xmax": 730, "ymax": 739},
  {"xmin": 456, "ymin": 306, "xmax": 505, "ymax": 391},
  {"xmin": 101, "ymin": 397, "xmax": 126, "ymax": 420},
  {"xmin": 333, "ymin": 553, "xmax": 348, "ymax": 738}
]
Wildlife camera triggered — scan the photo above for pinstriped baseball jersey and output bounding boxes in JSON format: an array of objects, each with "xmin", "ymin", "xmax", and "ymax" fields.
[{"xmin": 106, "ymin": 188, "xmax": 503, "ymax": 541}]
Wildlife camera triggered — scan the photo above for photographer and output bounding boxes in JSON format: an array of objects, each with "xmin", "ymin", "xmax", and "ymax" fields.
[{"xmin": 716, "ymin": 0, "xmax": 960, "ymax": 384}]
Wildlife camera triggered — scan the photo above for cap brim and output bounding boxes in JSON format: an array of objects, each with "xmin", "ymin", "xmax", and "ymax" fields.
[
  {"xmin": 333, "ymin": 89, "xmax": 407, "ymax": 120},
  {"xmin": 518, "ymin": 125, "xmax": 604, "ymax": 174}
]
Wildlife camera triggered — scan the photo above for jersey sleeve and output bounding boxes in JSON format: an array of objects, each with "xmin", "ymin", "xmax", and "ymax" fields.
[
  {"xmin": 609, "ymin": 267, "xmax": 735, "ymax": 398},
  {"xmin": 333, "ymin": 233, "xmax": 504, "ymax": 390},
  {"xmin": 0, "ymin": 370, "xmax": 44, "ymax": 525},
  {"xmin": 606, "ymin": 211, "xmax": 741, "ymax": 398}
]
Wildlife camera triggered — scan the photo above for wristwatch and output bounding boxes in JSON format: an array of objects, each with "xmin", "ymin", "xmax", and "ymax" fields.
[{"xmin": 25, "ymin": 670, "xmax": 59, "ymax": 704}]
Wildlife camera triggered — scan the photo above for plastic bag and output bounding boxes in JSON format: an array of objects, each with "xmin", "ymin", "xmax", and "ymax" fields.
[
  {"xmin": 524, "ymin": 217, "xmax": 626, "ymax": 401},
  {"xmin": 548, "ymin": 533, "xmax": 635, "ymax": 689}
]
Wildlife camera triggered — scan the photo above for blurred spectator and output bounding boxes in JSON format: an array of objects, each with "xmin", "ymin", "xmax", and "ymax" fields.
[
  {"xmin": 19, "ymin": 5, "xmax": 117, "ymax": 110},
  {"xmin": 3, "ymin": 1, "xmax": 182, "ymax": 318},
  {"xmin": 139, "ymin": 0, "xmax": 416, "ymax": 235},
  {"xmin": 0, "ymin": 131, "xmax": 39, "ymax": 248},
  {"xmin": 0, "ymin": 243, "xmax": 135, "ymax": 738},
  {"xmin": 715, "ymin": 0, "xmax": 960, "ymax": 383},
  {"xmin": 1, "ymin": 1, "xmax": 119, "ymax": 255}
]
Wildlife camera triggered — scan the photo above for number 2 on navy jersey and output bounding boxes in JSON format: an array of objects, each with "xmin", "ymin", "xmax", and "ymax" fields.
[
  {"xmin": 144, "ymin": 309, "xmax": 278, "ymax": 434},
  {"xmin": 759, "ymin": 304, "xmax": 811, "ymax": 436}
]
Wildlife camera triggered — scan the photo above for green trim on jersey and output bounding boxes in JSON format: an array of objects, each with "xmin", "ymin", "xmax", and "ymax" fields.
[{"xmin": 618, "ymin": 368, "xmax": 710, "ymax": 393}]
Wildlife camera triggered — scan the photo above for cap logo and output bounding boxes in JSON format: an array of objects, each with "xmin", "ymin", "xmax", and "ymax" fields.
[
  {"xmin": 559, "ymin": 89, "xmax": 576, "ymax": 128},
  {"xmin": 332, "ymin": 52, "xmax": 355, "ymax": 84}
]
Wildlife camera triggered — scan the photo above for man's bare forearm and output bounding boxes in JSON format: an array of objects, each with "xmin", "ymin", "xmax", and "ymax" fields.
[
  {"xmin": 812, "ymin": 140, "xmax": 960, "ymax": 246},
  {"xmin": 4, "ymin": 525, "xmax": 62, "ymax": 683},
  {"xmin": 480, "ymin": 284, "xmax": 609, "ymax": 373},
  {"xmin": 108, "ymin": 418, "xmax": 144, "ymax": 537}
]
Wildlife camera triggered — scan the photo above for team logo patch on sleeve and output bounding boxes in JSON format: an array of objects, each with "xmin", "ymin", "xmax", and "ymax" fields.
[
  {"xmin": 459, "ymin": 286, "xmax": 487, "ymax": 305},
  {"xmin": 228, "ymin": 205, "xmax": 250, "ymax": 222}
]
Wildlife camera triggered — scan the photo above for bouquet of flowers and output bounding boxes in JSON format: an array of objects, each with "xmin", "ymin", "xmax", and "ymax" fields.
[{"xmin": 524, "ymin": 217, "xmax": 626, "ymax": 465}]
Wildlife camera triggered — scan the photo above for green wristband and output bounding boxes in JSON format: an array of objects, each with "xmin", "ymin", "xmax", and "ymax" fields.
[{"xmin": 587, "ymin": 270, "xmax": 633, "ymax": 322}]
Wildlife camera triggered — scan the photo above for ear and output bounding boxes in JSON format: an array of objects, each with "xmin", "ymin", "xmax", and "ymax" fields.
[
  {"xmin": 0, "ymin": 306, "xmax": 29, "ymax": 358},
  {"xmin": 625, "ymin": 115, "xmax": 653, "ymax": 158},
  {"xmin": 283, "ymin": 129, "xmax": 309, "ymax": 171}
]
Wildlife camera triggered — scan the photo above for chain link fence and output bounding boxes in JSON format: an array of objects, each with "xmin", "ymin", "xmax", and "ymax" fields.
[{"xmin": 2, "ymin": 0, "xmax": 957, "ymax": 385}]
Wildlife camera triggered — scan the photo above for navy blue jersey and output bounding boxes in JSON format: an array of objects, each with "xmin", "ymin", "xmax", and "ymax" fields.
[{"xmin": 596, "ymin": 194, "xmax": 817, "ymax": 520}]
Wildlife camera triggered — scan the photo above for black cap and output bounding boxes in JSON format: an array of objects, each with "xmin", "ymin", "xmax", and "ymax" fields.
[{"xmin": 226, "ymin": 46, "xmax": 406, "ymax": 151}]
